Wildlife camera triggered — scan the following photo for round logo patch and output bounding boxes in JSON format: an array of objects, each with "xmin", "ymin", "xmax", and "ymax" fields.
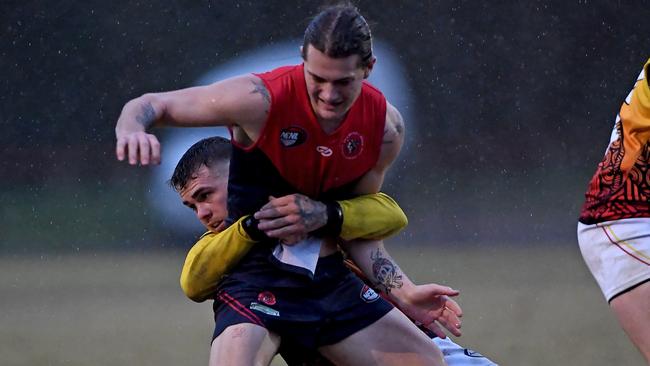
[
  {"xmin": 280, "ymin": 126, "xmax": 307, "ymax": 147},
  {"xmin": 257, "ymin": 291, "xmax": 277, "ymax": 306},
  {"xmin": 360, "ymin": 285, "xmax": 379, "ymax": 303},
  {"xmin": 341, "ymin": 132, "xmax": 364, "ymax": 159}
]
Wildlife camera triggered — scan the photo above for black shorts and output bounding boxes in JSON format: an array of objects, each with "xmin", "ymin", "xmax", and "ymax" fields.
[{"xmin": 212, "ymin": 252, "xmax": 393, "ymax": 349}]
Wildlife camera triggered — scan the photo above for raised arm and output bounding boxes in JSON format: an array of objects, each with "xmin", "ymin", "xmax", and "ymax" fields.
[{"xmin": 115, "ymin": 74, "xmax": 270, "ymax": 165}]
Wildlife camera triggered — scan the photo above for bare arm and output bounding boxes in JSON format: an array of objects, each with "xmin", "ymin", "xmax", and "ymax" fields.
[
  {"xmin": 341, "ymin": 240, "xmax": 463, "ymax": 338},
  {"xmin": 352, "ymin": 102, "xmax": 405, "ymax": 194},
  {"xmin": 115, "ymin": 74, "xmax": 270, "ymax": 165},
  {"xmin": 341, "ymin": 104, "xmax": 462, "ymax": 337}
]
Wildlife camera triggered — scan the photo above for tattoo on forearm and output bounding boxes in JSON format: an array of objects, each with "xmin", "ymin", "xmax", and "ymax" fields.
[
  {"xmin": 136, "ymin": 102, "xmax": 156, "ymax": 127},
  {"xmin": 251, "ymin": 79, "xmax": 271, "ymax": 105},
  {"xmin": 370, "ymin": 249, "xmax": 403, "ymax": 293}
]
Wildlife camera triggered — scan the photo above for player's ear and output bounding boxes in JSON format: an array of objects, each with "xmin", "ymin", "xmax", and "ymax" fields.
[{"xmin": 363, "ymin": 57, "xmax": 376, "ymax": 79}]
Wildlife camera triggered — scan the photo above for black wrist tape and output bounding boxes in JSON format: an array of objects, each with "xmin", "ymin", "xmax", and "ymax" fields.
[
  {"xmin": 312, "ymin": 201, "xmax": 344, "ymax": 238},
  {"xmin": 241, "ymin": 215, "xmax": 269, "ymax": 241}
]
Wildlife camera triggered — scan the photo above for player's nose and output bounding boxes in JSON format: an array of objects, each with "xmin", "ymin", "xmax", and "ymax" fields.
[
  {"xmin": 196, "ymin": 204, "xmax": 212, "ymax": 222},
  {"xmin": 320, "ymin": 83, "xmax": 339, "ymax": 102}
]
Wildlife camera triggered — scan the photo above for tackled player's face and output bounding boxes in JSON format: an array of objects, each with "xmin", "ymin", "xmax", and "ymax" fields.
[
  {"xmin": 179, "ymin": 163, "xmax": 229, "ymax": 233},
  {"xmin": 303, "ymin": 45, "xmax": 371, "ymax": 125}
]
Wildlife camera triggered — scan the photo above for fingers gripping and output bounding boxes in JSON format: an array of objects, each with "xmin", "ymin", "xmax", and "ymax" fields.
[{"xmin": 255, "ymin": 195, "xmax": 311, "ymax": 238}]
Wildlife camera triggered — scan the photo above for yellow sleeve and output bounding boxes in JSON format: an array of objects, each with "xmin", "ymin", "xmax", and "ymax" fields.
[
  {"xmin": 619, "ymin": 58, "xmax": 650, "ymax": 174},
  {"xmin": 338, "ymin": 192, "xmax": 408, "ymax": 241},
  {"xmin": 180, "ymin": 216, "xmax": 256, "ymax": 302}
]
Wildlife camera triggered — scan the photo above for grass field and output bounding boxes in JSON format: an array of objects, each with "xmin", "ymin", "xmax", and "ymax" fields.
[{"xmin": 0, "ymin": 245, "xmax": 644, "ymax": 366}]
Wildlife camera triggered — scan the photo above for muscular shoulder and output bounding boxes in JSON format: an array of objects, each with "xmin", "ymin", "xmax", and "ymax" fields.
[
  {"xmin": 384, "ymin": 103, "xmax": 404, "ymax": 143},
  {"xmin": 381, "ymin": 103, "xmax": 405, "ymax": 161},
  {"xmin": 207, "ymin": 74, "xmax": 270, "ymax": 143},
  {"xmin": 351, "ymin": 102, "xmax": 405, "ymax": 194}
]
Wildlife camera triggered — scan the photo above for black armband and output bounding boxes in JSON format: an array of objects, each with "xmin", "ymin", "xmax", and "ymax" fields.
[
  {"xmin": 241, "ymin": 215, "xmax": 269, "ymax": 242},
  {"xmin": 311, "ymin": 201, "xmax": 344, "ymax": 238}
]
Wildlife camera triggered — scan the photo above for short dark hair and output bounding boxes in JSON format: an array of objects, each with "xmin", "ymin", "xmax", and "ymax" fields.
[
  {"xmin": 170, "ymin": 136, "xmax": 231, "ymax": 192},
  {"xmin": 301, "ymin": 4, "xmax": 373, "ymax": 67}
]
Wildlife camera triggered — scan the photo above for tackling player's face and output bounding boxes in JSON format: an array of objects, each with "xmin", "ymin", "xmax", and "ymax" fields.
[
  {"xmin": 179, "ymin": 163, "xmax": 229, "ymax": 233},
  {"xmin": 303, "ymin": 45, "xmax": 371, "ymax": 125}
]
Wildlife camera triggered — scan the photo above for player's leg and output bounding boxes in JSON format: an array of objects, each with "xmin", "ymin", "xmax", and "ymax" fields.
[
  {"xmin": 306, "ymin": 262, "xmax": 446, "ymax": 366},
  {"xmin": 610, "ymin": 282, "xmax": 650, "ymax": 364},
  {"xmin": 319, "ymin": 308, "xmax": 446, "ymax": 366},
  {"xmin": 209, "ymin": 323, "xmax": 280, "ymax": 366},
  {"xmin": 209, "ymin": 287, "xmax": 281, "ymax": 366},
  {"xmin": 578, "ymin": 218, "xmax": 650, "ymax": 364}
]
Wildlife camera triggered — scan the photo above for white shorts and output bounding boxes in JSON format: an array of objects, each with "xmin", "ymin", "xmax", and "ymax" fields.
[
  {"xmin": 434, "ymin": 337, "xmax": 498, "ymax": 366},
  {"xmin": 577, "ymin": 218, "xmax": 650, "ymax": 302}
]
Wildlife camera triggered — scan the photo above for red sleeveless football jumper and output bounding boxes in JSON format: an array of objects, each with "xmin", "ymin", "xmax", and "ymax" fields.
[{"xmin": 234, "ymin": 64, "xmax": 386, "ymax": 198}]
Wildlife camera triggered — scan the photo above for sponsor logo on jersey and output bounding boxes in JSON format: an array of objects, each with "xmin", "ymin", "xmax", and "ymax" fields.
[
  {"xmin": 280, "ymin": 126, "xmax": 307, "ymax": 147},
  {"xmin": 316, "ymin": 145, "xmax": 333, "ymax": 157},
  {"xmin": 250, "ymin": 302, "xmax": 280, "ymax": 316},
  {"xmin": 257, "ymin": 291, "xmax": 276, "ymax": 306},
  {"xmin": 342, "ymin": 132, "xmax": 364, "ymax": 159},
  {"xmin": 463, "ymin": 349, "xmax": 485, "ymax": 358},
  {"xmin": 360, "ymin": 285, "xmax": 380, "ymax": 303}
]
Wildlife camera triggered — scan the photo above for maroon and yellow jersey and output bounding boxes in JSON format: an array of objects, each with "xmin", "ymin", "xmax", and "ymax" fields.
[
  {"xmin": 247, "ymin": 64, "xmax": 386, "ymax": 198},
  {"xmin": 579, "ymin": 59, "xmax": 650, "ymax": 224}
]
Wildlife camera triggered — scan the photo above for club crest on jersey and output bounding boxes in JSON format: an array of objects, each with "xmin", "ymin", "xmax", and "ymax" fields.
[
  {"xmin": 342, "ymin": 132, "xmax": 364, "ymax": 159},
  {"xmin": 257, "ymin": 291, "xmax": 276, "ymax": 306},
  {"xmin": 360, "ymin": 285, "xmax": 379, "ymax": 303},
  {"xmin": 280, "ymin": 126, "xmax": 307, "ymax": 147}
]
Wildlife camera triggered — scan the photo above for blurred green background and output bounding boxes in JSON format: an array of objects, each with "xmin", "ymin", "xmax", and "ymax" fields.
[{"xmin": 2, "ymin": 1, "xmax": 649, "ymax": 365}]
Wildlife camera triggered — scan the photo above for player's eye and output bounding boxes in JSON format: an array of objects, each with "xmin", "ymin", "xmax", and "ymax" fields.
[{"xmin": 196, "ymin": 189, "xmax": 214, "ymax": 202}]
